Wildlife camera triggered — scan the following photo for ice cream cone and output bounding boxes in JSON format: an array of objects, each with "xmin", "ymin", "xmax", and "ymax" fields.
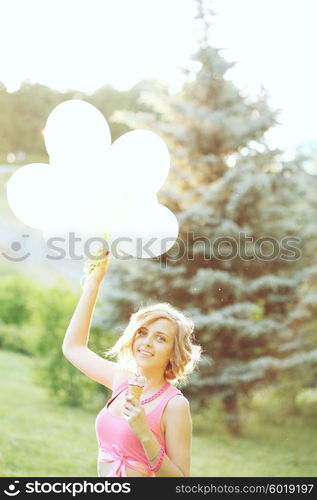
[
  {"xmin": 129, "ymin": 384, "xmax": 144, "ymax": 400},
  {"xmin": 128, "ymin": 373, "xmax": 147, "ymax": 401}
]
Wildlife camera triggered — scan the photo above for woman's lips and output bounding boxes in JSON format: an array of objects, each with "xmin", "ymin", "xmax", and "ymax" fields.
[{"xmin": 138, "ymin": 349, "xmax": 153, "ymax": 357}]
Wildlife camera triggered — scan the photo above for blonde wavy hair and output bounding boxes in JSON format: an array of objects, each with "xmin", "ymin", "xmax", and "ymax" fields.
[{"xmin": 105, "ymin": 302, "xmax": 202, "ymax": 385}]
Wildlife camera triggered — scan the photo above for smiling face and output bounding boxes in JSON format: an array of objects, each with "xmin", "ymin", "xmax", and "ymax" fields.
[{"xmin": 132, "ymin": 317, "xmax": 176, "ymax": 376}]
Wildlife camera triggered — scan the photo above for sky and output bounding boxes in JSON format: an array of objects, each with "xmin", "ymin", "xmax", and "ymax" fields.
[{"xmin": 1, "ymin": 0, "xmax": 317, "ymax": 152}]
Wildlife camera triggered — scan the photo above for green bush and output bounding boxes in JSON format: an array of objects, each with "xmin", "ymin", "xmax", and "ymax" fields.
[
  {"xmin": 0, "ymin": 268, "xmax": 116, "ymax": 409},
  {"xmin": 0, "ymin": 322, "xmax": 41, "ymax": 355},
  {"xmin": 0, "ymin": 269, "xmax": 117, "ymax": 409},
  {"xmin": 0, "ymin": 275, "xmax": 40, "ymax": 325},
  {"xmin": 0, "ymin": 274, "xmax": 41, "ymax": 355},
  {"xmin": 32, "ymin": 284, "xmax": 116, "ymax": 410}
]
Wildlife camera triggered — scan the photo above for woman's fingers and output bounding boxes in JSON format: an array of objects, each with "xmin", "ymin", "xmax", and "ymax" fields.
[
  {"xmin": 83, "ymin": 251, "xmax": 110, "ymax": 286},
  {"xmin": 123, "ymin": 401, "xmax": 135, "ymax": 412},
  {"xmin": 123, "ymin": 395, "xmax": 143, "ymax": 422},
  {"xmin": 126, "ymin": 395, "xmax": 139, "ymax": 405},
  {"xmin": 122, "ymin": 408, "xmax": 136, "ymax": 419}
]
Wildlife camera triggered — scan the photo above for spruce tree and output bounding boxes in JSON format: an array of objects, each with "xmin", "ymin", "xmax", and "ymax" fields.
[{"xmin": 96, "ymin": 0, "xmax": 317, "ymax": 435}]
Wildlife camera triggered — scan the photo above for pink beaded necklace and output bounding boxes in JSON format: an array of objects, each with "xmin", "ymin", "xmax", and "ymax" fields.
[{"xmin": 126, "ymin": 381, "xmax": 171, "ymax": 405}]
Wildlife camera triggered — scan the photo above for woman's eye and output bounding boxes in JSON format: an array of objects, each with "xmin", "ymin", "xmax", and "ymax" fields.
[{"xmin": 137, "ymin": 330, "xmax": 165, "ymax": 341}]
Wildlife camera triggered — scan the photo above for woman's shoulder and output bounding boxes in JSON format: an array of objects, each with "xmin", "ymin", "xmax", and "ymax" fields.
[
  {"xmin": 162, "ymin": 393, "xmax": 191, "ymax": 435},
  {"xmin": 165, "ymin": 391, "xmax": 190, "ymax": 415}
]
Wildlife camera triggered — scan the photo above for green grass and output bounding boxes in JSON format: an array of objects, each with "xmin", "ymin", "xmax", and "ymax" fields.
[
  {"xmin": 0, "ymin": 350, "xmax": 98, "ymax": 477},
  {"xmin": 1, "ymin": 349, "xmax": 316, "ymax": 477},
  {"xmin": 192, "ymin": 420, "xmax": 316, "ymax": 476}
]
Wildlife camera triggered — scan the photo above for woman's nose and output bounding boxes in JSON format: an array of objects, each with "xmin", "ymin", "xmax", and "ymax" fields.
[{"xmin": 141, "ymin": 336, "xmax": 153, "ymax": 347}]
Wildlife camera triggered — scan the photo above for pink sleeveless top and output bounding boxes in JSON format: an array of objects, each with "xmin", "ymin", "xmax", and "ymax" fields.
[{"xmin": 95, "ymin": 380, "xmax": 183, "ymax": 477}]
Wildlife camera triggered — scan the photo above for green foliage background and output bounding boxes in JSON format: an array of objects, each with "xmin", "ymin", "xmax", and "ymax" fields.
[{"xmin": 0, "ymin": 79, "xmax": 157, "ymax": 164}]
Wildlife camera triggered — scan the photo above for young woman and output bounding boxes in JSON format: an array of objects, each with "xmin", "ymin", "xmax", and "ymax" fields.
[{"xmin": 62, "ymin": 253, "xmax": 201, "ymax": 477}]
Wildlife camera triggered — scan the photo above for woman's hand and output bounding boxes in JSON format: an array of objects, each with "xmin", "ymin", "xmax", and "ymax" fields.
[
  {"xmin": 122, "ymin": 395, "xmax": 151, "ymax": 441},
  {"xmin": 83, "ymin": 250, "xmax": 110, "ymax": 288}
]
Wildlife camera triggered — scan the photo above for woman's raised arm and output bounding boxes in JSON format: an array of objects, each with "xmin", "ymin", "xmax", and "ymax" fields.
[{"xmin": 62, "ymin": 254, "xmax": 126, "ymax": 390}]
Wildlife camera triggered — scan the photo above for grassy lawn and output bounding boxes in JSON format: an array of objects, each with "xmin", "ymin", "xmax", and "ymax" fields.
[
  {"xmin": 191, "ymin": 419, "xmax": 316, "ymax": 477},
  {"xmin": 0, "ymin": 349, "xmax": 316, "ymax": 477},
  {"xmin": 0, "ymin": 350, "xmax": 98, "ymax": 477}
]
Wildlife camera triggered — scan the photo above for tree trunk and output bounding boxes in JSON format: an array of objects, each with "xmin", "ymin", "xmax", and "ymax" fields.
[{"xmin": 223, "ymin": 392, "xmax": 242, "ymax": 437}]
